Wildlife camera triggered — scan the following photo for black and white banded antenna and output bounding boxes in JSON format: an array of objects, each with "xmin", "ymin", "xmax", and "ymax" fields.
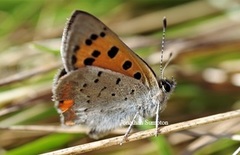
[{"xmin": 160, "ymin": 17, "xmax": 173, "ymax": 80}]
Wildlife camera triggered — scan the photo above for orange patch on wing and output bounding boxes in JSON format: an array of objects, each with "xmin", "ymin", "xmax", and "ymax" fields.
[
  {"xmin": 74, "ymin": 34, "xmax": 147, "ymax": 82},
  {"xmin": 58, "ymin": 100, "xmax": 74, "ymax": 112}
]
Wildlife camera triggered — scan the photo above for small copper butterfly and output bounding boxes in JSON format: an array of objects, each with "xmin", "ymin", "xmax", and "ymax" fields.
[{"xmin": 52, "ymin": 10, "xmax": 176, "ymax": 140}]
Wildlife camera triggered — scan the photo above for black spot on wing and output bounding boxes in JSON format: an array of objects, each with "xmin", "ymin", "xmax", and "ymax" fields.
[
  {"xmin": 94, "ymin": 79, "xmax": 99, "ymax": 83},
  {"xmin": 130, "ymin": 89, "xmax": 135, "ymax": 95},
  {"xmin": 108, "ymin": 46, "xmax": 119, "ymax": 58},
  {"xmin": 92, "ymin": 50, "xmax": 100, "ymax": 57},
  {"xmin": 116, "ymin": 78, "xmax": 121, "ymax": 85},
  {"xmin": 85, "ymin": 39, "xmax": 92, "ymax": 45},
  {"xmin": 90, "ymin": 34, "xmax": 98, "ymax": 40},
  {"xmin": 133, "ymin": 72, "xmax": 142, "ymax": 80},
  {"xmin": 97, "ymin": 86, "xmax": 107, "ymax": 97},
  {"xmin": 97, "ymin": 71, "xmax": 102, "ymax": 77},
  {"xmin": 122, "ymin": 60, "xmax": 132, "ymax": 70},
  {"xmin": 73, "ymin": 45, "xmax": 80, "ymax": 53},
  {"xmin": 84, "ymin": 58, "xmax": 95, "ymax": 65},
  {"xmin": 71, "ymin": 55, "xmax": 77, "ymax": 65},
  {"xmin": 100, "ymin": 32, "xmax": 106, "ymax": 37}
]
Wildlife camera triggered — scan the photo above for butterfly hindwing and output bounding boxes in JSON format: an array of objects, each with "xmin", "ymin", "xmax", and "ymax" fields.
[{"xmin": 53, "ymin": 66, "xmax": 155, "ymax": 138}]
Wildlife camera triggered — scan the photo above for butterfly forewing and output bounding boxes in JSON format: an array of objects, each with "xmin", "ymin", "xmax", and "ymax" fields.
[{"xmin": 62, "ymin": 10, "xmax": 158, "ymax": 88}]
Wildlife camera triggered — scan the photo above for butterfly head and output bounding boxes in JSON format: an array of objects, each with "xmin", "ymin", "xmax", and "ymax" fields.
[
  {"xmin": 158, "ymin": 77, "xmax": 176, "ymax": 94},
  {"xmin": 159, "ymin": 52, "xmax": 176, "ymax": 95}
]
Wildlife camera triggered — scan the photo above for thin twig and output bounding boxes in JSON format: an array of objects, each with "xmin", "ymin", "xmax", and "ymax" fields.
[
  {"xmin": 0, "ymin": 63, "xmax": 60, "ymax": 87},
  {"xmin": 0, "ymin": 125, "xmax": 130, "ymax": 135},
  {"xmin": 37, "ymin": 109, "xmax": 240, "ymax": 155},
  {"xmin": 0, "ymin": 125, "xmax": 87, "ymax": 133},
  {"xmin": 0, "ymin": 88, "xmax": 52, "ymax": 116}
]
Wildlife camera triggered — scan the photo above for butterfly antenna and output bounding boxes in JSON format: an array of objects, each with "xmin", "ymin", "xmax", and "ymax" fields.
[
  {"xmin": 160, "ymin": 17, "xmax": 167, "ymax": 79},
  {"xmin": 162, "ymin": 52, "xmax": 173, "ymax": 78}
]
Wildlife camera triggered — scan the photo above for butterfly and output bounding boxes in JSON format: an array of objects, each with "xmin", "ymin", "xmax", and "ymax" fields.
[{"xmin": 52, "ymin": 10, "xmax": 176, "ymax": 140}]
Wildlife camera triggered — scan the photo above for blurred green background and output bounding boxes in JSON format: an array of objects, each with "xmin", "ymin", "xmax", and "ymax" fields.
[{"xmin": 0, "ymin": 0, "xmax": 240, "ymax": 155}]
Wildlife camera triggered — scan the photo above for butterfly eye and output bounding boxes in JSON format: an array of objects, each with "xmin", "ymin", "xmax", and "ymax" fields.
[{"xmin": 161, "ymin": 80, "xmax": 172, "ymax": 93}]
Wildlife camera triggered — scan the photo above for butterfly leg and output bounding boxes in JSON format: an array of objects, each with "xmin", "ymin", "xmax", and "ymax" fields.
[
  {"xmin": 155, "ymin": 102, "xmax": 160, "ymax": 136},
  {"xmin": 152, "ymin": 91, "xmax": 162, "ymax": 136},
  {"xmin": 120, "ymin": 111, "xmax": 139, "ymax": 145}
]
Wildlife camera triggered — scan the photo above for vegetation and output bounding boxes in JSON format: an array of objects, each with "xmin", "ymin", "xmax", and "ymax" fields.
[{"xmin": 0, "ymin": 0, "xmax": 239, "ymax": 154}]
